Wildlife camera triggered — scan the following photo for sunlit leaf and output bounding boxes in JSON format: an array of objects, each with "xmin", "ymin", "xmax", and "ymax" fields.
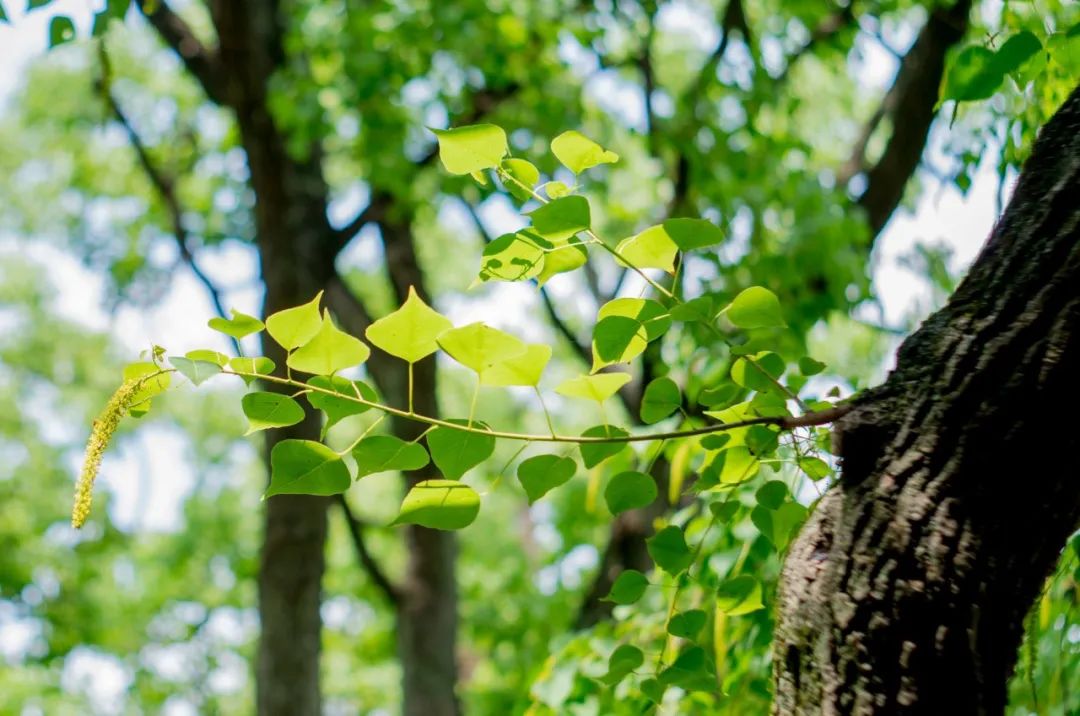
[
  {"xmin": 535, "ymin": 237, "xmax": 588, "ymax": 287},
  {"xmin": 716, "ymin": 575, "xmax": 765, "ymax": 616},
  {"xmin": 640, "ymin": 377, "xmax": 681, "ymax": 424},
  {"xmin": 437, "ymin": 323, "xmax": 526, "ymax": 374},
  {"xmin": 730, "ymin": 351, "xmax": 786, "ymax": 392},
  {"xmin": 208, "ymin": 309, "xmax": 264, "ymax": 339},
  {"xmin": 614, "ymin": 224, "xmax": 678, "ymax": 273},
  {"xmin": 170, "ymin": 356, "xmax": 221, "ymax": 386},
  {"xmin": 550, "ymin": 130, "xmax": 619, "ymax": 174},
  {"xmin": 432, "ymin": 124, "xmax": 508, "ymax": 175},
  {"xmin": 478, "ymin": 232, "xmax": 546, "ymax": 282},
  {"xmin": 185, "ymin": 349, "xmax": 228, "ymax": 367},
  {"xmin": 481, "ymin": 343, "xmax": 551, "ymax": 387},
  {"xmin": 287, "ymin": 311, "xmax": 370, "ymax": 375},
  {"xmin": 392, "ymin": 479, "xmax": 481, "ymax": 530},
  {"xmin": 579, "ymin": 424, "xmax": 629, "ymax": 468},
  {"xmin": 427, "ymin": 419, "xmax": 495, "ymax": 479},
  {"xmin": 527, "ymin": 195, "xmax": 590, "ymax": 241},
  {"xmin": 266, "ymin": 292, "xmax": 324, "ymax": 350},
  {"xmin": 242, "ymin": 392, "xmax": 305, "ymax": 434},
  {"xmin": 123, "ymin": 361, "xmax": 170, "ymax": 418},
  {"xmin": 228, "ymin": 356, "xmax": 275, "ymax": 385},
  {"xmin": 724, "ymin": 286, "xmax": 785, "ymax": 329},
  {"xmin": 555, "ymin": 372, "xmax": 631, "ymax": 402},
  {"xmin": 604, "ymin": 470, "xmax": 657, "ymax": 514},
  {"xmin": 306, "ymin": 375, "xmax": 377, "ymax": 434},
  {"xmin": 500, "ymin": 158, "xmax": 540, "ymax": 201},
  {"xmin": 365, "ymin": 286, "xmax": 453, "ymax": 364},
  {"xmin": 662, "ymin": 218, "xmax": 724, "ymax": 251},
  {"xmin": 353, "ymin": 436, "xmax": 430, "ymax": 477}
]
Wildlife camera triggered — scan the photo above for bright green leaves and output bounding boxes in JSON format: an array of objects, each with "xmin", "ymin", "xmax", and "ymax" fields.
[
  {"xmin": 615, "ymin": 224, "xmax": 678, "ymax": 273},
  {"xmin": 580, "ymin": 425, "xmax": 629, "ymax": 468},
  {"xmin": 266, "ymin": 440, "xmax": 350, "ymax": 498},
  {"xmin": 658, "ymin": 646, "xmax": 715, "ymax": 692},
  {"xmin": 432, "ymin": 124, "xmax": 508, "ymax": 175},
  {"xmin": 614, "ymin": 219, "xmax": 725, "ymax": 274},
  {"xmin": 556, "ymin": 372, "xmax": 631, "ymax": 402},
  {"xmin": 306, "ymin": 376, "xmax": 377, "ymax": 434},
  {"xmin": 604, "ymin": 471, "xmax": 657, "ymax": 514},
  {"xmin": 228, "ymin": 356, "xmax": 275, "ymax": 385},
  {"xmin": 724, "ymin": 286, "xmax": 785, "ymax": 329},
  {"xmin": 798, "ymin": 456, "xmax": 831, "ymax": 481},
  {"xmin": 715, "ymin": 575, "xmax": 765, "ymax": 616},
  {"xmin": 551, "ymin": 130, "xmax": 619, "ymax": 174},
  {"xmin": 242, "ymin": 392, "xmax": 305, "ymax": 434},
  {"xmin": 662, "ymin": 218, "xmax": 725, "ymax": 251},
  {"xmin": 478, "ymin": 232, "xmax": 546, "ymax": 282},
  {"xmin": 170, "ymin": 356, "xmax": 221, "ymax": 386},
  {"xmin": 704, "ymin": 446, "xmax": 759, "ymax": 486},
  {"xmin": 640, "ymin": 377, "xmax": 681, "ymax": 424},
  {"xmin": 208, "ymin": 309, "xmax": 264, "ymax": 339},
  {"xmin": 647, "ymin": 525, "xmax": 692, "ymax": 575},
  {"xmin": 392, "ymin": 479, "xmax": 481, "ymax": 530},
  {"xmin": 49, "ymin": 15, "xmax": 75, "ymax": 47},
  {"xmin": 186, "ymin": 349, "xmax": 228, "ymax": 366},
  {"xmin": 731, "ymin": 352, "xmax": 786, "ymax": 392},
  {"xmin": 287, "ymin": 311, "xmax": 370, "ymax": 375},
  {"xmin": 751, "ymin": 502, "xmax": 807, "ymax": 551},
  {"xmin": 527, "ymin": 196, "xmax": 591, "ymax": 241},
  {"xmin": 366, "ymin": 286, "xmax": 453, "ymax": 363},
  {"xmin": 438, "ymin": 323, "xmax": 526, "ymax": 375},
  {"xmin": 266, "ymin": 292, "xmax": 323, "ymax": 350},
  {"xmin": 591, "ymin": 298, "xmax": 670, "ymax": 371},
  {"xmin": 667, "ymin": 609, "xmax": 707, "ymax": 639},
  {"xmin": 604, "ymin": 569, "xmax": 649, "ymax": 605},
  {"xmin": 536, "ymin": 238, "xmax": 588, "ymax": 287},
  {"xmin": 352, "ymin": 436, "xmax": 430, "ymax": 477},
  {"xmin": 942, "ymin": 31, "xmax": 1043, "ymax": 104},
  {"xmin": 427, "ymin": 420, "xmax": 495, "ymax": 479},
  {"xmin": 480, "ymin": 344, "xmax": 551, "ymax": 387},
  {"xmin": 517, "ymin": 454, "xmax": 576, "ymax": 504},
  {"xmin": 123, "ymin": 362, "xmax": 171, "ymax": 418},
  {"xmin": 500, "ymin": 158, "xmax": 540, "ymax": 201}
]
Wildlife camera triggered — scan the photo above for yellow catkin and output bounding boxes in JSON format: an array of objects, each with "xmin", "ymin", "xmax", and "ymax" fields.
[{"xmin": 72, "ymin": 379, "xmax": 142, "ymax": 529}]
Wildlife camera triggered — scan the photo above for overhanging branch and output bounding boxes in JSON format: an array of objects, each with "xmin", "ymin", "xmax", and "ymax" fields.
[{"xmin": 336, "ymin": 495, "xmax": 401, "ymax": 605}]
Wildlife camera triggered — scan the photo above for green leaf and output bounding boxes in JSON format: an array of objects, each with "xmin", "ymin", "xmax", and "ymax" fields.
[
  {"xmin": 123, "ymin": 361, "xmax": 170, "ymax": 417},
  {"xmin": 703, "ymin": 447, "xmax": 759, "ymax": 486},
  {"xmin": 427, "ymin": 420, "xmax": 495, "ymax": 479},
  {"xmin": 480, "ymin": 344, "xmax": 551, "ymax": 387},
  {"xmin": 1048, "ymin": 30, "xmax": 1080, "ymax": 75},
  {"xmin": 662, "ymin": 218, "xmax": 724, "ymax": 251},
  {"xmin": 731, "ymin": 351, "xmax": 786, "ymax": 392},
  {"xmin": 647, "ymin": 525, "xmax": 692, "ymax": 575},
  {"xmin": 604, "ymin": 471, "xmax": 657, "ymax": 514},
  {"xmin": 266, "ymin": 439, "xmax": 350, "ymax": 498},
  {"xmin": 517, "ymin": 454, "xmax": 576, "ymax": 504},
  {"xmin": 352, "ymin": 436, "xmax": 430, "ymax": 477},
  {"xmin": 170, "ymin": 356, "xmax": 222, "ymax": 386},
  {"xmin": 306, "ymin": 376, "xmax": 377, "ymax": 434},
  {"xmin": 941, "ymin": 45, "xmax": 1001, "ymax": 103},
  {"xmin": 798, "ymin": 456, "xmax": 831, "ymax": 481},
  {"xmin": 287, "ymin": 311, "xmax": 370, "ymax": 375},
  {"xmin": 0, "ymin": 3, "xmax": 8, "ymax": 23},
  {"xmin": 715, "ymin": 575, "xmax": 765, "ymax": 616},
  {"xmin": 755, "ymin": 480, "xmax": 788, "ymax": 510},
  {"xmin": 798, "ymin": 356, "xmax": 826, "ymax": 376},
  {"xmin": 535, "ymin": 237, "xmax": 588, "ymax": 287},
  {"xmin": 992, "ymin": 31, "xmax": 1042, "ymax": 75},
  {"xmin": 365, "ymin": 286, "xmax": 453, "ymax": 364},
  {"xmin": 667, "ymin": 609, "xmax": 707, "ymax": 639},
  {"xmin": 699, "ymin": 382, "xmax": 740, "ymax": 408},
  {"xmin": 228, "ymin": 356, "xmax": 275, "ymax": 385},
  {"xmin": 431, "ymin": 124, "xmax": 508, "ymax": 175},
  {"xmin": 751, "ymin": 502, "xmax": 807, "ymax": 551},
  {"xmin": 709, "ymin": 500, "xmax": 740, "ymax": 522},
  {"xmin": 658, "ymin": 646, "xmax": 715, "ymax": 691},
  {"xmin": 550, "ymin": 130, "xmax": 619, "ymax": 174},
  {"xmin": 392, "ymin": 479, "xmax": 481, "ymax": 530},
  {"xmin": 669, "ymin": 295, "xmax": 715, "ymax": 323},
  {"xmin": 591, "ymin": 297, "xmax": 670, "ymax": 371},
  {"xmin": 185, "ymin": 349, "xmax": 228, "ymax": 367},
  {"xmin": 579, "ymin": 425, "xmax": 629, "ymax": 468},
  {"xmin": 478, "ymin": 232, "xmax": 546, "ymax": 282},
  {"xmin": 48, "ymin": 15, "xmax": 75, "ymax": 47},
  {"xmin": 555, "ymin": 372, "xmax": 631, "ymax": 402},
  {"xmin": 208, "ymin": 309, "xmax": 264, "ymax": 339},
  {"xmin": 598, "ymin": 644, "xmax": 643, "ymax": 686},
  {"xmin": 604, "ymin": 569, "xmax": 648, "ymax": 605},
  {"xmin": 527, "ymin": 196, "xmax": 590, "ymax": 241},
  {"xmin": 544, "ymin": 180, "xmax": 571, "ymax": 199},
  {"xmin": 640, "ymin": 377, "xmax": 681, "ymax": 424},
  {"xmin": 242, "ymin": 392, "xmax": 305, "ymax": 434},
  {"xmin": 266, "ymin": 292, "xmax": 324, "ymax": 350},
  {"xmin": 725, "ymin": 287, "xmax": 785, "ymax": 329},
  {"xmin": 615, "ymin": 224, "xmax": 678, "ymax": 273},
  {"xmin": 437, "ymin": 322, "xmax": 526, "ymax": 374},
  {"xmin": 500, "ymin": 158, "xmax": 540, "ymax": 201}
]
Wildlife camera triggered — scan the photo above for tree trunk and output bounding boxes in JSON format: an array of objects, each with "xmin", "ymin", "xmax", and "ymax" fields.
[{"xmin": 773, "ymin": 84, "xmax": 1080, "ymax": 715}]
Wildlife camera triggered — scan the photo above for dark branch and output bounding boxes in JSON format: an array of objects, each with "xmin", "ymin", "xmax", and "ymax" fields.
[
  {"xmin": 134, "ymin": 0, "xmax": 229, "ymax": 106},
  {"xmin": 854, "ymin": 0, "xmax": 973, "ymax": 239},
  {"xmin": 98, "ymin": 45, "xmax": 240, "ymax": 355},
  {"xmin": 335, "ymin": 495, "xmax": 401, "ymax": 605}
]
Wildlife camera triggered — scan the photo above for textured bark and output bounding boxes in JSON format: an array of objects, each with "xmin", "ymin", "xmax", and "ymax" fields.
[{"xmin": 774, "ymin": 85, "xmax": 1080, "ymax": 715}]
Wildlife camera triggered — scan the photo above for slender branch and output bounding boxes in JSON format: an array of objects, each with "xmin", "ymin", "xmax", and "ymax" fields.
[
  {"xmin": 335, "ymin": 494, "xmax": 401, "ymax": 605},
  {"xmin": 224, "ymin": 368, "xmax": 851, "ymax": 443},
  {"xmin": 134, "ymin": 0, "xmax": 229, "ymax": 106},
  {"xmin": 97, "ymin": 44, "xmax": 240, "ymax": 355}
]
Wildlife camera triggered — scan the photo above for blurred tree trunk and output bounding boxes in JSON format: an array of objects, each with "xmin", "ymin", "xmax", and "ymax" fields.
[{"xmin": 774, "ymin": 84, "xmax": 1080, "ymax": 715}]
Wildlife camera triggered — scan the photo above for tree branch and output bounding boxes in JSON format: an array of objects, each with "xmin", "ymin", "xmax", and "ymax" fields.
[
  {"xmin": 134, "ymin": 0, "xmax": 229, "ymax": 106},
  {"xmin": 97, "ymin": 45, "xmax": 240, "ymax": 355},
  {"xmin": 335, "ymin": 494, "xmax": 401, "ymax": 605}
]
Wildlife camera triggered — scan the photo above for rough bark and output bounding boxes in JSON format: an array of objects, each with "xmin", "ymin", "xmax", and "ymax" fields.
[{"xmin": 774, "ymin": 84, "xmax": 1080, "ymax": 715}]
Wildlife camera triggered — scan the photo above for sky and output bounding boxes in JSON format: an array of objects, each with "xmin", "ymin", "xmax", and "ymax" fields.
[{"xmin": 0, "ymin": 3, "xmax": 1013, "ymax": 712}]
